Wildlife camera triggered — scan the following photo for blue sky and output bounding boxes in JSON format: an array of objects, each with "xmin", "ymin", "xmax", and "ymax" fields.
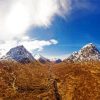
[
  {"xmin": 26, "ymin": 0, "xmax": 100, "ymax": 58},
  {"xmin": 0, "ymin": 0, "xmax": 100, "ymax": 58}
]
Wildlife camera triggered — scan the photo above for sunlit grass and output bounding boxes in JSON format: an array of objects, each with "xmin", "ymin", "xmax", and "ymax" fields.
[{"xmin": 0, "ymin": 61, "xmax": 100, "ymax": 100}]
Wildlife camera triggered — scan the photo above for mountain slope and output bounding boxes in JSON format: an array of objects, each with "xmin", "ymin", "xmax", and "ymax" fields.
[
  {"xmin": 66, "ymin": 43, "xmax": 100, "ymax": 62},
  {"xmin": 34, "ymin": 54, "xmax": 50, "ymax": 64},
  {"xmin": 2, "ymin": 45, "xmax": 35, "ymax": 63}
]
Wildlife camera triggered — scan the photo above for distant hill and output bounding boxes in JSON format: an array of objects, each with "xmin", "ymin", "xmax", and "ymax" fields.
[
  {"xmin": 34, "ymin": 54, "xmax": 50, "ymax": 64},
  {"xmin": 50, "ymin": 58, "xmax": 62, "ymax": 63}
]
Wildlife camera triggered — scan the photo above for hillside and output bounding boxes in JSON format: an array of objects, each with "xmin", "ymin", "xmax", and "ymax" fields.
[
  {"xmin": 51, "ymin": 61, "xmax": 100, "ymax": 100},
  {"xmin": 0, "ymin": 61, "xmax": 100, "ymax": 100}
]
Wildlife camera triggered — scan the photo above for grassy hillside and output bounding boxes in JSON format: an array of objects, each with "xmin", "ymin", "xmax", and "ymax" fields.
[
  {"xmin": 51, "ymin": 61, "xmax": 100, "ymax": 100},
  {"xmin": 0, "ymin": 61, "xmax": 100, "ymax": 100}
]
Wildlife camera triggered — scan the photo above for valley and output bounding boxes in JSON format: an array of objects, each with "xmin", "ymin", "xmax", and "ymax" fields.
[{"xmin": 0, "ymin": 43, "xmax": 100, "ymax": 100}]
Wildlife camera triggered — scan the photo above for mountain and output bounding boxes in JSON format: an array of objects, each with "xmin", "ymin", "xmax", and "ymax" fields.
[
  {"xmin": 34, "ymin": 54, "xmax": 62, "ymax": 64},
  {"xmin": 2, "ymin": 45, "xmax": 35, "ymax": 63},
  {"xmin": 34, "ymin": 54, "xmax": 50, "ymax": 64},
  {"xmin": 50, "ymin": 58, "xmax": 62, "ymax": 63},
  {"xmin": 66, "ymin": 43, "xmax": 100, "ymax": 62}
]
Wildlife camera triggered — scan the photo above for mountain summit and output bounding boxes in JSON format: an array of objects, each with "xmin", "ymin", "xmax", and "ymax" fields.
[
  {"xmin": 2, "ymin": 45, "xmax": 35, "ymax": 63},
  {"xmin": 67, "ymin": 43, "xmax": 100, "ymax": 62}
]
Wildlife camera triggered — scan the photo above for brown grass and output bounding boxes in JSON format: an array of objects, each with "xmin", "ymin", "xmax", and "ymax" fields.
[
  {"xmin": 51, "ymin": 61, "xmax": 100, "ymax": 100},
  {"xmin": 0, "ymin": 61, "xmax": 100, "ymax": 100}
]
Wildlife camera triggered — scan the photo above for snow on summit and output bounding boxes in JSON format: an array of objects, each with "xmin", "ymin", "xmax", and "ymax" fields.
[
  {"xmin": 66, "ymin": 43, "xmax": 100, "ymax": 62},
  {"xmin": 2, "ymin": 45, "xmax": 35, "ymax": 63}
]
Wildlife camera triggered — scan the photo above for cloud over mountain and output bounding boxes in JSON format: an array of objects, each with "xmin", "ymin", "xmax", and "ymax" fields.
[
  {"xmin": 0, "ymin": 37, "xmax": 58, "ymax": 57},
  {"xmin": 0, "ymin": 0, "xmax": 71, "ymax": 55},
  {"xmin": 0, "ymin": 0, "xmax": 94, "ymax": 56}
]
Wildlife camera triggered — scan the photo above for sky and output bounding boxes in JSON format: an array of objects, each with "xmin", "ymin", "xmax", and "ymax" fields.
[{"xmin": 0, "ymin": 0, "xmax": 100, "ymax": 59}]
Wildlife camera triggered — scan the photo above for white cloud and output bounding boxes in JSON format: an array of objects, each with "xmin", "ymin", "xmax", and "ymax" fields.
[
  {"xmin": 0, "ymin": 0, "xmax": 94, "ymax": 40},
  {"xmin": 49, "ymin": 39, "xmax": 58, "ymax": 44},
  {"xmin": 0, "ymin": 0, "xmax": 93, "ymax": 57},
  {"xmin": 0, "ymin": 0, "xmax": 72, "ymax": 41},
  {"xmin": 0, "ymin": 0, "xmax": 70, "ymax": 55},
  {"xmin": 0, "ymin": 37, "xmax": 58, "ymax": 56},
  {"xmin": 19, "ymin": 38, "xmax": 58, "ymax": 52}
]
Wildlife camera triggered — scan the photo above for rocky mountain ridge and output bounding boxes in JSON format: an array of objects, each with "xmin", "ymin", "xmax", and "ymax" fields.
[
  {"xmin": 66, "ymin": 43, "xmax": 100, "ymax": 62},
  {"xmin": 1, "ymin": 43, "xmax": 100, "ymax": 63}
]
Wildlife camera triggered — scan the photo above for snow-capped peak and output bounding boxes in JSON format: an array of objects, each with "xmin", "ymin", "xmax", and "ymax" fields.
[
  {"xmin": 81, "ymin": 43, "xmax": 95, "ymax": 50},
  {"xmin": 66, "ymin": 43, "xmax": 100, "ymax": 62},
  {"xmin": 79, "ymin": 43, "xmax": 99, "ymax": 54},
  {"xmin": 2, "ymin": 45, "xmax": 35, "ymax": 63}
]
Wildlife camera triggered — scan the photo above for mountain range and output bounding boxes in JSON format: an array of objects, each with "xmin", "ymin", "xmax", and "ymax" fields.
[{"xmin": 1, "ymin": 43, "xmax": 100, "ymax": 63}]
